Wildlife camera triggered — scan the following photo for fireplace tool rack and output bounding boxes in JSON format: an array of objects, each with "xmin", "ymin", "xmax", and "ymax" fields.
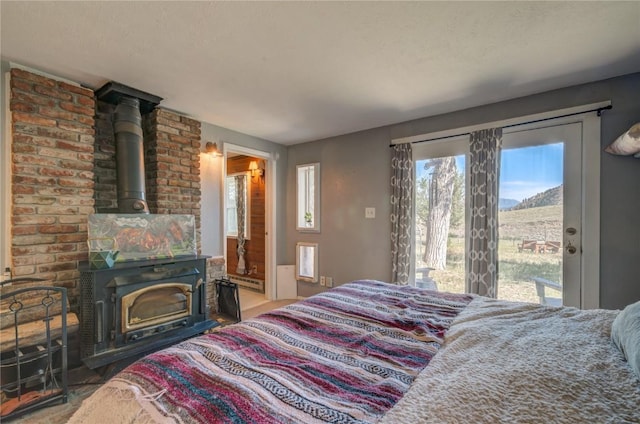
[
  {"xmin": 213, "ymin": 277, "xmax": 242, "ymax": 326},
  {"xmin": 0, "ymin": 278, "xmax": 68, "ymax": 420}
]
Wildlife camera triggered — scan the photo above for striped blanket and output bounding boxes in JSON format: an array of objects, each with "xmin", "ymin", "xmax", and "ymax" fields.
[{"xmin": 69, "ymin": 280, "xmax": 472, "ymax": 424}]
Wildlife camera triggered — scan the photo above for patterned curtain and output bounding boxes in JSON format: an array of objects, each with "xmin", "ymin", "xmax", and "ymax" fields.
[
  {"xmin": 235, "ymin": 174, "xmax": 247, "ymax": 275},
  {"xmin": 468, "ymin": 128, "xmax": 502, "ymax": 297},
  {"xmin": 390, "ymin": 143, "xmax": 413, "ymax": 285}
]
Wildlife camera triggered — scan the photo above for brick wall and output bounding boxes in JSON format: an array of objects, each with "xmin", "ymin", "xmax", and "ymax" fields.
[
  {"xmin": 143, "ymin": 109, "xmax": 202, "ymax": 252},
  {"xmin": 8, "ymin": 68, "xmax": 207, "ymax": 311},
  {"xmin": 9, "ymin": 68, "xmax": 96, "ymax": 305},
  {"xmin": 206, "ymin": 257, "xmax": 226, "ymax": 312}
]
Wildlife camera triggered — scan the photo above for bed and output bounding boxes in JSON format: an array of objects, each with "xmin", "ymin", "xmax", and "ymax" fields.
[{"xmin": 69, "ymin": 280, "xmax": 640, "ymax": 424}]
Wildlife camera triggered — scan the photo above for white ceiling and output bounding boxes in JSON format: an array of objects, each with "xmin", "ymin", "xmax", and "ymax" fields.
[{"xmin": 1, "ymin": 1, "xmax": 639, "ymax": 145}]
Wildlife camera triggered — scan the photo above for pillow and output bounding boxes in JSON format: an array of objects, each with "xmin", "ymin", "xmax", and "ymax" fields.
[
  {"xmin": 605, "ymin": 123, "xmax": 640, "ymax": 156},
  {"xmin": 611, "ymin": 300, "xmax": 640, "ymax": 379}
]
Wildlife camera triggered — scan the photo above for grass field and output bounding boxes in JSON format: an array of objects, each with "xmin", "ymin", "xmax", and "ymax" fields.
[{"xmin": 416, "ymin": 205, "xmax": 563, "ymax": 304}]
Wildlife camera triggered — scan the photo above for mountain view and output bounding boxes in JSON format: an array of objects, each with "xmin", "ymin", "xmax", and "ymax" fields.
[
  {"xmin": 500, "ymin": 185, "xmax": 563, "ymax": 211},
  {"xmin": 499, "ymin": 198, "xmax": 520, "ymax": 210},
  {"xmin": 499, "ymin": 184, "xmax": 564, "ymax": 242},
  {"xmin": 511, "ymin": 185, "xmax": 563, "ymax": 210}
]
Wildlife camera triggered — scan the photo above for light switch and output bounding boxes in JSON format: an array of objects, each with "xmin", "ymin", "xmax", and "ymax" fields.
[{"xmin": 365, "ymin": 207, "xmax": 375, "ymax": 219}]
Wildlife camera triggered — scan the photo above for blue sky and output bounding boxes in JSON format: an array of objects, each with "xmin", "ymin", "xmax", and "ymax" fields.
[
  {"xmin": 417, "ymin": 142, "xmax": 564, "ymax": 202},
  {"xmin": 500, "ymin": 143, "xmax": 563, "ymax": 201}
]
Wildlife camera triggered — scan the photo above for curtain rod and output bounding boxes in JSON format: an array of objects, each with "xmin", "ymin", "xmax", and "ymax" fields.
[{"xmin": 389, "ymin": 104, "xmax": 612, "ymax": 147}]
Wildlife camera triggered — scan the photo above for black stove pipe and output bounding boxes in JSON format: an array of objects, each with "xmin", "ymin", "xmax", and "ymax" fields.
[{"xmin": 113, "ymin": 96, "xmax": 149, "ymax": 214}]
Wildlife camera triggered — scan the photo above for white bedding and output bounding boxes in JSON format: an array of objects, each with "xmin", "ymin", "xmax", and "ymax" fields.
[{"xmin": 379, "ymin": 297, "xmax": 640, "ymax": 424}]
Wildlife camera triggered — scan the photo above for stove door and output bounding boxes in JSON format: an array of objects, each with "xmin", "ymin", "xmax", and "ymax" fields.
[{"xmin": 121, "ymin": 283, "xmax": 193, "ymax": 334}]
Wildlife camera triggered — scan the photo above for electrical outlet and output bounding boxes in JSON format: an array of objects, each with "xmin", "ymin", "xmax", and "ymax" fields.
[
  {"xmin": 320, "ymin": 276, "xmax": 326, "ymax": 286},
  {"xmin": 1, "ymin": 268, "xmax": 11, "ymax": 285},
  {"xmin": 326, "ymin": 277, "xmax": 333, "ymax": 288},
  {"xmin": 365, "ymin": 207, "xmax": 375, "ymax": 219}
]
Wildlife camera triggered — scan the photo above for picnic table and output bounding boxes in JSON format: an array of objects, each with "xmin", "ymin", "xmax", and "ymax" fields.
[{"xmin": 518, "ymin": 240, "xmax": 561, "ymax": 254}]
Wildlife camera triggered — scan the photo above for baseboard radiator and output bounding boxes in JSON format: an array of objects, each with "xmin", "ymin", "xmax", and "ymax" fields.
[{"xmin": 228, "ymin": 275, "xmax": 265, "ymax": 293}]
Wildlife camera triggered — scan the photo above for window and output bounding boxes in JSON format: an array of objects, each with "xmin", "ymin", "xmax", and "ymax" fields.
[
  {"xmin": 296, "ymin": 242, "xmax": 318, "ymax": 282},
  {"xmin": 296, "ymin": 163, "xmax": 320, "ymax": 232},
  {"xmin": 413, "ymin": 136, "xmax": 468, "ymax": 293},
  {"xmin": 225, "ymin": 171, "xmax": 251, "ymax": 239}
]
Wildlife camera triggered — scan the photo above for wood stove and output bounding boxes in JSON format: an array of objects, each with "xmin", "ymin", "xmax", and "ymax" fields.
[
  {"xmin": 79, "ymin": 83, "xmax": 213, "ymax": 369},
  {"xmin": 79, "ymin": 256, "xmax": 216, "ymax": 369}
]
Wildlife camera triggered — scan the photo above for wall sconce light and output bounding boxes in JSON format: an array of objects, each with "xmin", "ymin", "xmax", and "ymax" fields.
[
  {"xmin": 249, "ymin": 160, "xmax": 265, "ymax": 180},
  {"xmin": 205, "ymin": 142, "xmax": 222, "ymax": 157}
]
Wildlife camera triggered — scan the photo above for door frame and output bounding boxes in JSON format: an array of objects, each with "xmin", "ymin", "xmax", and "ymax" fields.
[
  {"xmin": 1, "ymin": 72, "xmax": 10, "ymax": 274},
  {"xmin": 505, "ymin": 112, "xmax": 601, "ymax": 309},
  {"xmin": 402, "ymin": 101, "xmax": 606, "ymax": 308},
  {"xmin": 222, "ymin": 143, "xmax": 277, "ymax": 301}
]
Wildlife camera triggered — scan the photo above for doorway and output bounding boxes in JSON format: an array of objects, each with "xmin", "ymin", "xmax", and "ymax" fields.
[
  {"xmin": 223, "ymin": 144, "xmax": 275, "ymax": 308},
  {"xmin": 412, "ymin": 107, "xmax": 602, "ymax": 309},
  {"xmin": 498, "ymin": 122, "xmax": 582, "ymax": 306}
]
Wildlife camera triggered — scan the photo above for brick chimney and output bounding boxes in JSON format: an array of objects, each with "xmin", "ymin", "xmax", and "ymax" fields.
[{"xmin": 8, "ymin": 68, "xmax": 204, "ymax": 310}]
